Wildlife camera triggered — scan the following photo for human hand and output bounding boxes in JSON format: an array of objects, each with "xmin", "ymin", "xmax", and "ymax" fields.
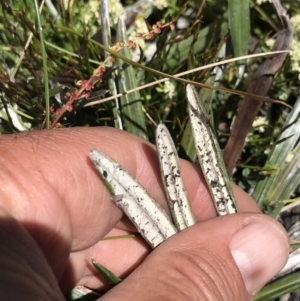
[{"xmin": 0, "ymin": 127, "xmax": 289, "ymax": 300}]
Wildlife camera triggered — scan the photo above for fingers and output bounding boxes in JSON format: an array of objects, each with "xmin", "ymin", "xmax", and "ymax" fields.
[
  {"xmin": 0, "ymin": 127, "xmax": 260, "ymax": 282},
  {"xmin": 101, "ymin": 213, "xmax": 289, "ymax": 301},
  {"xmin": 0, "ymin": 127, "xmax": 258, "ymax": 237},
  {"xmin": 0, "ymin": 206, "xmax": 64, "ymax": 300},
  {"xmin": 0, "ymin": 204, "xmax": 288, "ymax": 300},
  {"xmin": 0, "ymin": 127, "xmax": 282, "ymax": 300},
  {"xmin": 60, "ymin": 229, "xmax": 151, "ymax": 293}
]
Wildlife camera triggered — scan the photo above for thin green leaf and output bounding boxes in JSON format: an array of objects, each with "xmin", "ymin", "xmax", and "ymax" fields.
[
  {"xmin": 266, "ymin": 145, "xmax": 300, "ymax": 216},
  {"xmin": 180, "ymin": 121, "xmax": 198, "ymax": 163},
  {"xmin": 45, "ymin": 41, "xmax": 101, "ymax": 65},
  {"xmin": 253, "ymin": 271, "xmax": 300, "ymax": 301},
  {"xmin": 91, "ymin": 258, "xmax": 121, "ymax": 285},
  {"xmin": 0, "ymin": 102, "xmax": 31, "ymax": 131},
  {"xmin": 228, "ymin": 0, "xmax": 250, "ymax": 70},
  {"xmin": 33, "ymin": 0, "xmax": 50, "ymax": 128},
  {"xmin": 252, "ymin": 94, "xmax": 300, "ymax": 213},
  {"xmin": 116, "ymin": 15, "xmax": 148, "ymax": 140},
  {"xmin": 165, "ymin": 20, "xmax": 226, "ymax": 71}
]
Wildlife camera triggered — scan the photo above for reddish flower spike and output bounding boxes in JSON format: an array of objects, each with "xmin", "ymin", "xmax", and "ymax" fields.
[
  {"xmin": 145, "ymin": 32, "xmax": 154, "ymax": 39},
  {"xmin": 156, "ymin": 21, "xmax": 163, "ymax": 28},
  {"xmin": 108, "ymin": 55, "xmax": 115, "ymax": 62},
  {"xmin": 154, "ymin": 28, "xmax": 161, "ymax": 34}
]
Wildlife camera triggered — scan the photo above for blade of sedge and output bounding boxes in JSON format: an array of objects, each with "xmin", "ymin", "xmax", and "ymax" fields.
[
  {"xmin": 90, "ymin": 149, "xmax": 177, "ymax": 248},
  {"xmin": 91, "ymin": 258, "xmax": 122, "ymax": 285},
  {"xmin": 156, "ymin": 123, "xmax": 196, "ymax": 230},
  {"xmin": 186, "ymin": 84, "xmax": 239, "ymax": 215}
]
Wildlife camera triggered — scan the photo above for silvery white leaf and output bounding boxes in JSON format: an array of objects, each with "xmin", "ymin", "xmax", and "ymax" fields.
[
  {"xmin": 186, "ymin": 84, "xmax": 238, "ymax": 215},
  {"xmin": 156, "ymin": 123, "xmax": 196, "ymax": 230},
  {"xmin": 90, "ymin": 149, "xmax": 177, "ymax": 248}
]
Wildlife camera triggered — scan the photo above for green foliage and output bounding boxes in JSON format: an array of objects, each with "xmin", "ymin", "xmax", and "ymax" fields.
[{"xmin": 0, "ymin": 1, "xmax": 299, "ymax": 300}]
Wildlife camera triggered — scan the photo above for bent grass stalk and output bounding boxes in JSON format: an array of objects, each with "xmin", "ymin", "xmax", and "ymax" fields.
[{"xmin": 84, "ymin": 50, "xmax": 290, "ymax": 108}]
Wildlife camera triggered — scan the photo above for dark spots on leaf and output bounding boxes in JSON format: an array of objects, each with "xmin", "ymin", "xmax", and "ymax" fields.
[
  {"xmin": 164, "ymin": 174, "xmax": 169, "ymax": 184},
  {"xmin": 210, "ymin": 180, "xmax": 219, "ymax": 187}
]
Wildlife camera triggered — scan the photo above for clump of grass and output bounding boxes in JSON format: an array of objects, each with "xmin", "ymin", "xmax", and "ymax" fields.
[{"xmin": 1, "ymin": 1, "xmax": 300, "ymax": 300}]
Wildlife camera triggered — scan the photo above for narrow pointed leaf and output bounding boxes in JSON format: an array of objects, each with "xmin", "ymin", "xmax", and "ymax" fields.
[
  {"xmin": 116, "ymin": 15, "xmax": 148, "ymax": 140},
  {"xmin": 253, "ymin": 271, "xmax": 300, "ymax": 301},
  {"xmin": 156, "ymin": 123, "xmax": 196, "ymax": 231},
  {"xmin": 228, "ymin": 0, "xmax": 250, "ymax": 68},
  {"xmin": 252, "ymin": 95, "xmax": 300, "ymax": 212},
  {"xmin": 181, "ymin": 64, "xmax": 224, "ymax": 162},
  {"xmin": 91, "ymin": 258, "xmax": 121, "ymax": 285},
  {"xmin": 266, "ymin": 146, "xmax": 300, "ymax": 217},
  {"xmin": 186, "ymin": 84, "xmax": 238, "ymax": 215},
  {"xmin": 90, "ymin": 149, "xmax": 177, "ymax": 248}
]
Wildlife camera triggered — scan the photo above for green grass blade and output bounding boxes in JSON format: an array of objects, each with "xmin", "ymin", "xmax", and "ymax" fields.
[
  {"xmin": 252, "ymin": 95, "xmax": 300, "ymax": 211},
  {"xmin": 91, "ymin": 258, "xmax": 121, "ymax": 285},
  {"xmin": 165, "ymin": 20, "xmax": 225, "ymax": 70},
  {"xmin": 116, "ymin": 15, "xmax": 148, "ymax": 140},
  {"xmin": 253, "ymin": 271, "xmax": 300, "ymax": 301},
  {"xmin": 33, "ymin": 0, "xmax": 50, "ymax": 128},
  {"xmin": 0, "ymin": 101, "xmax": 30, "ymax": 131},
  {"xmin": 265, "ymin": 144, "xmax": 300, "ymax": 216},
  {"xmin": 180, "ymin": 121, "xmax": 198, "ymax": 163},
  {"xmin": 228, "ymin": 0, "xmax": 250, "ymax": 75},
  {"xmin": 45, "ymin": 41, "xmax": 101, "ymax": 65}
]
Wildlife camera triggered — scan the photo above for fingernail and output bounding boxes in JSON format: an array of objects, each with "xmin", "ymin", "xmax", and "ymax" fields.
[{"xmin": 230, "ymin": 221, "xmax": 289, "ymax": 294}]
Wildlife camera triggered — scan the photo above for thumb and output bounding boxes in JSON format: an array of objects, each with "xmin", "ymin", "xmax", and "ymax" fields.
[{"xmin": 102, "ymin": 213, "xmax": 289, "ymax": 301}]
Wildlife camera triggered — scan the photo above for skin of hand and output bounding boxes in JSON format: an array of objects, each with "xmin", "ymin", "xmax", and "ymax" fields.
[{"xmin": 0, "ymin": 127, "xmax": 289, "ymax": 300}]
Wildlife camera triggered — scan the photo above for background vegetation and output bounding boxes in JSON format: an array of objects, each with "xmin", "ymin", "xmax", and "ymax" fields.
[{"xmin": 0, "ymin": 0, "xmax": 299, "ymax": 300}]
